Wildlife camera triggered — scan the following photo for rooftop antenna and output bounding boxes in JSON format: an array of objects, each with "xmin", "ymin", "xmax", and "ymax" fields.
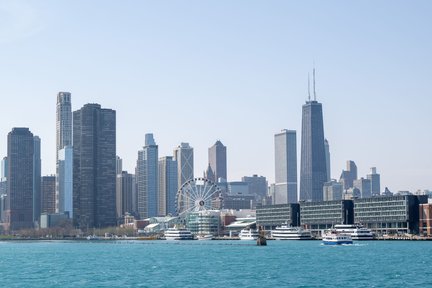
[
  {"xmin": 308, "ymin": 73, "xmax": 311, "ymax": 101},
  {"xmin": 313, "ymin": 65, "xmax": 317, "ymax": 101}
]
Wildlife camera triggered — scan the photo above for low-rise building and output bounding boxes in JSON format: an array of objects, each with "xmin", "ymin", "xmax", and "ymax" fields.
[
  {"xmin": 256, "ymin": 204, "xmax": 300, "ymax": 230},
  {"xmin": 354, "ymin": 195, "xmax": 427, "ymax": 235},
  {"xmin": 419, "ymin": 203, "xmax": 432, "ymax": 236},
  {"xmin": 300, "ymin": 200, "xmax": 354, "ymax": 234}
]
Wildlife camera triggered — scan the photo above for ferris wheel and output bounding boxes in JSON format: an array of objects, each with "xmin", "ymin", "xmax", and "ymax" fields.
[{"xmin": 176, "ymin": 177, "xmax": 223, "ymax": 216}]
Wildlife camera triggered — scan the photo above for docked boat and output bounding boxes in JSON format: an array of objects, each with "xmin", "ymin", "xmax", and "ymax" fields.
[
  {"xmin": 334, "ymin": 224, "xmax": 374, "ymax": 240},
  {"xmin": 164, "ymin": 228, "xmax": 194, "ymax": 240},
  {"xmin": 196, "ymin": 234, "xmax": 214, "ymax": 241},
  {"xmin": 322, "ymin": 230, "xmax": 353, "ymax": 245},
  {"xmin": 239, "ymin": 228, "xmax": 259, "ymax": 240},
  {"xmin": 271, "ymin": 225, "xmax": 313, "ymax": 240}
]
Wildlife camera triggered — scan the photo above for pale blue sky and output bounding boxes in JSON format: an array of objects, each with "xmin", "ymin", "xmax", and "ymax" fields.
[{"xmin": 0, "ymin": 0, "xmax": 431, "ymax": 192}]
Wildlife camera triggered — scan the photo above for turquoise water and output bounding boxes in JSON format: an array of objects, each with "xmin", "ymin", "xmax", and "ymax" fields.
[{"xmin": 0, "ymin": 240, "xmax": 431, "ymax": 287}]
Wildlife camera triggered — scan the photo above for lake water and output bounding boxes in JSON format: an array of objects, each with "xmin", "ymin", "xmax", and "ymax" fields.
[{"xmin": 0, "ymin": 240, "xmax": 431, "ymax": 287}]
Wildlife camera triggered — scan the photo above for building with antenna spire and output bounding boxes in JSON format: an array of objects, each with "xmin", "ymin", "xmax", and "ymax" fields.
[{"xmin": 300, "ymin": 68, "xmax": 328, "ymax": 202}]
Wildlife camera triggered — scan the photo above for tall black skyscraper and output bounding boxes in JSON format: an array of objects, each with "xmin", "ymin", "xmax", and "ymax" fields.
[
  {"xmin": 300, "ymin": 71, "xmax": 327, "ymax": 202},
  {"xmin": 73, "ymin": 104, "xmax": 116, "ymax": 229},
  {"xmin": 6, "ymin": 128, "xmax": 35, "ymax": 231}
]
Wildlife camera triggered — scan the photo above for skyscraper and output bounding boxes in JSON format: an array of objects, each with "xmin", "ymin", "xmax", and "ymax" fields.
[
  {"xmin": 324, "ymin": 139, "xmax": 331, "ymax": 181},
  {"xmin": 241, "ymin": 175, "xmax": 268, "ymax": 199},
  {"xmin": 73, "ymin": 104, "xmax": 116, "ymax": 229},
  {"xmin": 173, "ymin": 143, "xmax": 193, "ymax": 189},
  {"xmin": 136, "ymin": 133, "xmax": 159, "ymax": 219},
  {"xmin": 6, "ymin": 128, "xmax": 34, "ymax": 231},
  {"xmin": 116, "ymin": 171, "xmax": 134, "ymax": 219},
  {"xmin": 56, "ymin": 92, "xmax": 72, "ymax": 215},
  {"xmin": 367, "ymin": 167, "xmax": 381, "ymax": 196},
  {"xmin": 58, "ymin": 146, "xmax": 73, "ymax": 217},
  {"xmin": 158, "ymin": 156, "xmax": 178, "ymax": 216},
  {"xmin": 33, "ymin": 136, "xmax": 41, "ymax": 223},
  {"xmin": 299, "ymin": 73, "xmax": 327, "ymax": 202},
  {"xmin": 353, "ymin": 178, "xmax": 372, "ymax": 198},
  {"xmin": 208, "ymin": 140, "xmax": 227, "ymax": 182},
  {"xmin": 339, "ymin": 160, "xmax": 358, "ymax": 190},
  {"xmin": 274, "ymin": 130, "xmax": 297, "ymax": 203},
  {"xmin": 41, "ymin": 175, "xmax": 56, "ymax": 214}
]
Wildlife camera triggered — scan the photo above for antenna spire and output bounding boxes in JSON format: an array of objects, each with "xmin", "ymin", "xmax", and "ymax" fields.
[
  {"xmin": 308, "ymin": 73, "xmax": 311, "ymax": 101},
  {"xmin": 313, "ymin": 66, "xmax": 316, "ymax": 101}
]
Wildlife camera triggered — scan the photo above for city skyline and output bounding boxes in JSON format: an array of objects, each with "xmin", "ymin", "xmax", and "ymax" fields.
[{"xmin": 0, "ymin": 1, "xmax": 431, "ymax": 192}]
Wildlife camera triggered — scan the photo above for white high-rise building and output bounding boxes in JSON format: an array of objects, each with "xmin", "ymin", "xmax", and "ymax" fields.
[
  {"xmin": 173, "ymin": 143, "xmax": 194, "ymax": 188},
  {"xmin": 274, "ymin": 129, "xmax": 297, "ymax": 204},
  {"xmin": 56, "ymin": 92, "xmax": 72, "ymax": 215},
  {"xmin": 136, "ymin": 134, "xmax": 159, "ymax": 219}
]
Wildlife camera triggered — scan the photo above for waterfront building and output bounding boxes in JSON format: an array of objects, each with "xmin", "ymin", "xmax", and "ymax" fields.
[
  {"xmin": 173, "ymin": 143, "xmax": 194, "ymax": 189},
  {"xmin": 323, "ymin": 180, "xmax": 343, "ymax": 201},
  {"xmin": 299, "ymin": 87, "xmax": 327, "ymax": 202},
  {"xmin": 208, "ymin": 140, "xmax": 227, "ymax": 182},
  {"xmin": 186, "ymin": 210, "xmax": 221, "ymax": 236},
  {"xmin": 339, "ymin": 160, "xmax": 358, "ymax": 190},
  {"xmin": 242, "ymin": 175, "xmax": 268, "ymax": 200},
  {"xmin": 33, "ymin": 136, "xmax": 41, "ymax": 223},
  {"xmin": 300, "ymin": 200, "xmax": 354, "ymax": 234},
  {"xmin": 419, "ymin": 204, "xmax": 432, "ymax": 236},
  {"xmin": 354, "ymin": 195, "xmax": 427, "ymax": 235},
  {"xmin": 6, "ymin": 128, "xmax": 35, "ymax": 231},
  {"xmin": 274, "ymin": 130, "xmax": 297, "ymax": 204},
  {"xmin": 41, "ymin": 176, "xmax": 56, "ymax": 215},
  {"xmin": 58, "ymin": 146, "xmax": 73, "ymax": 217},
  {"xmin": 324, "ymin": 139, "xmax": 331, "ymax": 181},
  {"xmin": 40, "ymin": 213, "xmax": 69, "ymax": 229},
  {"xmin": 256, "ymin": 203, "xmax": 300, "ymax": 230},
  {"xmin": 56, "ymin": 92, "xmax": 72, "ymax": 214},
  {"xmin": 158, "ymin": 156, "xmax": 178, "ymax": 216},
  {"xmin": 367, "ymin": 167, "xmax": 381, "ymax": 196},
  {"xmin": 0, "ymin": 157, "xmax": 7, "ymax": 223},
  {"xmin": 353, "ymin": 178, "xmax": 372, "ymax": 198},
  {"xmin": 73, "ymin": 104, "xmax": 116, "ymax": 229},
  {"xmin": 136, "ymin": 133, "xmax": 159, "ymax": 219},
  {"xmin": 116, "ymin": 171, "xmax": 135, "ymax": 220}
]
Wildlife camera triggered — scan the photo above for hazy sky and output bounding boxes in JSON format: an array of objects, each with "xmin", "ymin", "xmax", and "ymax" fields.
[{"xmin": 0, "ymin": 0, "xmax": 431, "ymax": 192}]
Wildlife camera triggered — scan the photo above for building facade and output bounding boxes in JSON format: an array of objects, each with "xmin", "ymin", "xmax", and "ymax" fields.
[
  {"xmin": 324, "ymin": 139, "xmax": 331, "ymax": 181},
  {"xmin": 208, "ymin": 140, "xmax": 227, "ymax": 182},
  {"xmin": 300, "ymin": 200, "xmax": 354, "ymax": 233},
  {"xmin": 158, "ymin": 156, "xmax": 178, "ymax": 216},
  {"xmin": 73, "ymin": 104, "xmax": 116, "ymax": 229},
  {"xmin": 323, "ymin": 180, "xmax": 343, "ymax": 201},
  {"xmin": 56, "ymin": 92, "xmax": 72, "ymax": 215},
  {"xmin": 354, "ymin": 195, "xmax": 427, "ymax": 235},
  {"xmin": 6, "ymin": 128, "xmax": 35, "ymax": 231},
  {"xmin": 136, "ymin": 133, "xmax": 159, "ymax": 219},
  {"xmin": 41, "ymin": 176, "xmax": 56, "ymax": 215},
  {"xmin": 116, "ymin": 171, "xmax": 135, "ymax": 220},
  {"xmin": 274, "ymin": 129, "xmax": 297, "ymax": 204},
  {"xmin": 241, "ymin": 175, "xmax": 268, "ymax": 201},
  {"xmin": 419, "ymin": 203, "xmax": 432, "ymax": 236},
  {"xmin": 58, "ymin": 146, "xmax": 73, "ymax": 217},
  {"xmin": 300, "ymin": 100, "xmax": 327, "ymax": 202},
  {"xmin": 256, "ymin": 203, "xmax": 300, "ymax": 230},
  {"xmin": 367, "ymin": 167, "xmax": 381, "ymax": 196},
  {"xmin": 339, "ymin": 160, "xmax": 357, "ymax": 190},
  {"xmin": 353, "ymin": 178, "xmax": 372, "ymax": 198},
  {"xmin": 33, "ymin": 136, "xmax": 41, "ymax": 223},
  {"xmin": 173, "ymin": 143, "xmax": 193, "ymax": 189}
]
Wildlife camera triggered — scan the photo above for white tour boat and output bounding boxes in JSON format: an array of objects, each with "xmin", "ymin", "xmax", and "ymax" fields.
[
  {"xmin": 334, "ymin": 224, "xmax": 374, "ymax": 240},
  {"xmin": 164, "ymin": 228, "xmax": 194, "ymax": 240},
  {"xmin": 322, "ymin": 230, "xmax": 353, "ymax": 245},
  {"xmin": 271, "ymin": 225, "xmax": 313, "ymax": 240},
  {"xmin": 239, "ymin": 228, "xmax": 259, "ymax": 240},
  {"xmin": 196, "ymin": 234, "xmax": 214, "ymax": 241}
]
